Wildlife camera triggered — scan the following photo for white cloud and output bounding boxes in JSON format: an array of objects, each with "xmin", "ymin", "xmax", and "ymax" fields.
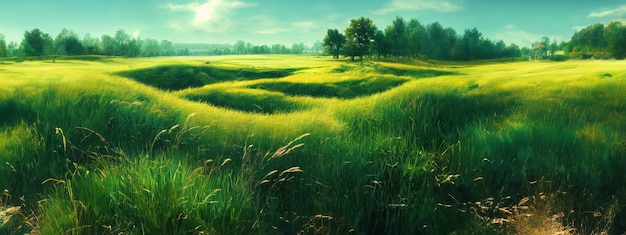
[
  {"xmin": 255, "ymin": 28, "xmax": 289, "ymax": 35},
  {"xmin": 291, "ymin": 21, "xmax": 317, "ymax": 29},
  {"xmin": 588, "ymin": 5, "xmax": 626, "ymax": 18},
  {"xmin": 374, "ymin": 0, "xmax": 462, "ymax": 15},
  {"xmin": 166, "ymin": 0, "xmax": 253, "ymax": 33},
  {"xmin": 571, "ymin": 25, "xmax": 586, "ymax": 32}
]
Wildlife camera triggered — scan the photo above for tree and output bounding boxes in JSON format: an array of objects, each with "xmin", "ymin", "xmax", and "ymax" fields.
[
  {"xmin": 386, "ymin": 16, "xmax": 408, "ymax": 59},
  {"xmin": 406, "ymin": 18, "xmax": 426, "ymax": 58},
  {"xmin": 460, "ymin": 28, "xmax": 482, "ymax": 60},
  {"xmin": 7, "ymin": 42, "xmax": 21, "ymax": 57},
  {"xmin": 101, "ymin": 35, "xmax": 116, "ymax": 56},
  {"xmin": 234, "ymin": 40, "xmax": 247, "ymax": 54},
  {"xmin": 291, "ymin": 42, "xmax": 305, "ymax": 54},
  {"xmin": 141, "ymin": 38, "xmax": 160, "ymax": 57},
  {"xmin": 425, "ymin": 22, "xmax": 446, "ymax": 59},
  {"xmin": 570, "ymin": 23, "xmax": 605, "ymax": 57},
  {"xmin": 83, "ymin": 33, "xmax": 102, "ymax": 55},
  {"xmin": 344, "ymin": 17, "xmax": 377, "ymax": 61},
  {"xmin": 323, "ymin": 28, "xmax": 346, "ymax": 59},
  {"xmin": 605, "ymin": 21, "xmax": 626, "ymax": 59},
  {"xmin": 373, "ymin": 30, "xmax": 391, "ymax": 58},
  {"xmin": 159, "ymin": 40, "xmax": 174, "ymax": 56},
  {"xmin": 22, "ymin": 28, "xmax": 47, "ymax": 56},
  {"xmin": 55, "ymin": 28, "xmax": 84, "ymax": 55},
  {"xmin": 0, "ymin": 34, "xmax": 7, "ymax": 57},
  {"xmin": 311, "ymin": 40, "xmax": 323, "ymax": 53}
]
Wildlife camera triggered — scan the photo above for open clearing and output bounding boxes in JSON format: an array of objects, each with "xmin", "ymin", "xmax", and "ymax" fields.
[{"xmin": 1, "ymin": 55, "xmax": 625, "ymax": 234}]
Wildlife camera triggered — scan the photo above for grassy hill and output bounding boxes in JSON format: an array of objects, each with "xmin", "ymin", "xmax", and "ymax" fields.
[{"xmin": 1, "ymin": 55, "xmax": 625, "ymax": 234}]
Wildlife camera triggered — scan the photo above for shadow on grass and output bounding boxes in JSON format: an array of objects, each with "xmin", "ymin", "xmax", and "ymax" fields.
[
  {"xmin": 249, "ymin": 77, "xmax": 409, "ymax": 99},
  {"xmin": 115, "ymin": 65, "xmax": 301, "ymax": 91},
  {"xmin": 373, "ymin": 64, "xmax": 458, "ymax": 78},
  {"xmin": 182, "ymin": 90, "xmax": 304, "ymax": 114}
]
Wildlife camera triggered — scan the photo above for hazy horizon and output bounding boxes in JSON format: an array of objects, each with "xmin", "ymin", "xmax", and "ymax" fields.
[{"xmin": 1, "ymin": 0, "xmax": 625, "ymax": 48}]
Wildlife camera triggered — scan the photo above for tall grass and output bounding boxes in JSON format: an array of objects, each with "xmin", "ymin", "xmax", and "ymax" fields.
[{"xmin": 1, "ymin": 56, "xmax": 625, "ymax": 234}]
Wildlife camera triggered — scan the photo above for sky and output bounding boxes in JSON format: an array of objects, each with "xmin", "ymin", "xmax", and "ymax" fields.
[{"xmin": 1, "ymin": 0, "xmax": 626, "ymax": 48}]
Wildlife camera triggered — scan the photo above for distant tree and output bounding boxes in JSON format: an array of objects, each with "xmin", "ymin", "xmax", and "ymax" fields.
[
  {"xmin": 291, "ymin": 42, "xmax": 305, "ymax": 54},
  {"xmin": 504, "ymin": 43, "xmax": 522, "ymax": 58},
  {"xmin": 0, "ymin": 34, "xmax": 7, "ymax": 57},
  {"xmin": 425, "ymin": 22, "xmax": 446, "ymax": 59},
  {"xmin": 101, "ymin": 35, "xmax": 116, "ymax": 56},
  {"xmin": 373, "ymin": 30, "xmax": 391, "ymax": 58},
  {"xmin": 22, "ymin": 28, "xmax": 47, "ymax": 56},
  {"xmin": 386, "ymin": 16, "xmax": 408, "ymax": 59},
  {"xmin": 7, "ymin": 42, "xmax": 21, "ymax": 57},
  {"xmin": 323, "ymin": 28, "xmax": 346, "ymax": 59},
  {"xmin": 271, "ymin": 44, "xmax": 288, "ymax": 54},
  {"xmin": 549, "ymin": 39, "xmax": 559, "ymax": 56},
  {"xmin": 406, "ymin": 18, "xmax": 426, "ymax": 58},
  {"xmin": 234, "ymin": 40, "xmax": 247, "ymax": 54},
  {"xmin": 82, "ymin": 33, "xmax": 102, "ymax": 55},
  {"xmin": 460, "ymin": 27, "xmax": 482, "ymax": 60},
  {"xmin": 605, "ymin": 21, "xmax": 626, "ymax": 59},
  {"xmin": 494, "ymin": 40, "xmax": 506, "ymax": 58},
  {"xmin": 55, "ymin": 28, "xmax": 84, "ymax": 55},
  {"xmin": 141, "ymin": 38, "xmax": 160, "ymax": 57},
  {"xmin": 160, "ymin": 40, "xmax": 175, "ymax": 56},
  {"xmin": 343, "ymin": 17, "xmax": 377, "ymax": 61},
  {"xmin": 570, "ymin": 23, "xmax": 606, "ymax": 57},
  {"xmin": 311, "ymin": 40, "xmax": 323, "ymax": 53},
  {"xmin": 114, "ymin": 29, "xmax": 131, "ymax": 56}
]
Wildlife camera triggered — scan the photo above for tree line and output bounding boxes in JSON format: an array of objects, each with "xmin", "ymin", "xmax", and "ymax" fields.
[
  {"xmin": 0, "ymin": 28, "xmax": 182, "ymax": 58},
  {"xmin": 567, "ymin": 21, "xmax": 626, "ymax": 59},
  {"xmin": 324, "ymin": 16, "xmax": 626, "ymax": 61},
  {"xmin": 323, "ymin": 16, "xmax": 522, "ymax": 61},
  {"xmin": 0, "ymin": 29, "xmax": 316, "ymax": 59}
]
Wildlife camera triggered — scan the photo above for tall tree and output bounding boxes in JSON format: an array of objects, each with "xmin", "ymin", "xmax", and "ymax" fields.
[
  {"xmin": 160, "ymin": 40, "xmax": 175, "ymax": 56},
  {"xmin": 55, "ymin": 28, "xmax": 84, "ymax": 55},
  {"xmin": 323, "ymin": 29, "xmax": 346, "ymax": 59},
  {"xmin": 461, "ymin": 28, "xmax": 482, "ymax": 60},
  {"xmin": 234, "ymin": 40, "xmax": 247, "ymax": 54},
  {"xmin": 605, "ymin": 21, "xmax": 626, "ymax": 59},
  {"xmin": 570, "ymin": 23, "xmax": 605, "ymax": 57},
  {"xmin": 291, "ymin": 42, "xmax": 305, "ymax": 54},
  {"xmin": 343, "ymin": 17, "xmax": 377, "ymax": 61},
  {"xmin": 101, "ymin": 35, "xmax": 116, "ymax": 56},
  {"xmin": 386, "ymin": 16, "xmax": 408, "ymax": 59},
  {"xmin": 141, "ymin": 38, "xmax": 160, "ymax": 57},
  {"xmin": 83, "ymin": 33, "xmax": 102, "ymax": 55},
  {"xmin": 7, "ymin": 42, "xmax": 21, "ymax": 57},
  {"xmin": 0, "ymin": 34, "xmax": 7, "ymax": 57},
  {"xmin": 373, "ymin": 30, "xmax": 391, "ymax": 58},
  {"xmin": 22, "ymin": 28, "xmax": 47, "ymax": 56},
  {"xmin": 426, "ymin": 22, "xmax": 446, "ymax": 59},
  {"xmin": 406, "ymin": 18, "xmax": 426, "ymax": 58}
]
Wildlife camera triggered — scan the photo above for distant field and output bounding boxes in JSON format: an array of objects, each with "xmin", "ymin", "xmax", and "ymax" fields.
[{"xmin": 1, "ymin": 55, "xmax": 625, "ymax": 234}]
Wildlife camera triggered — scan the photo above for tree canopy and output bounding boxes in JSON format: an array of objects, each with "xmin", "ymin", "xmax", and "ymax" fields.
[
  {"xmin": 344, "ymin": 17, "xmax": 377, "ymax": 61},
  {"xmin": 323, "ymin": 29, "xmax": 346, "ymax": 59},
  {"xmin": 326, "ymin": 16, "xmax": 523, "ymax": 61}
]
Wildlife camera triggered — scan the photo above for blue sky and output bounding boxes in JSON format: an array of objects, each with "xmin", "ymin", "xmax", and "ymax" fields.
[{"xmin": 1, "ymin": 0, "xmax": 625, "ymax": 47}]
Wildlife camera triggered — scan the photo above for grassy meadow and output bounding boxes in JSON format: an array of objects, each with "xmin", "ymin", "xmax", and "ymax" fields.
[{"xmin": 1, "ymin": 55, "xmax": 625, "ymax": 234}]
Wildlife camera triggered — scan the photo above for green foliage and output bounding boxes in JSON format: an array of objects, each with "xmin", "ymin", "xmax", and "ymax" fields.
[
  {"xmin": 22, "ymin": 28, "xmax": 50, "ymax": 56},
  {"xmin": 323, "ymin": 29, "xmax": 346, "ymax": 59},
  {"xmin": 343, "ymin": 17, "xmax": 377, "ymax": 61}
]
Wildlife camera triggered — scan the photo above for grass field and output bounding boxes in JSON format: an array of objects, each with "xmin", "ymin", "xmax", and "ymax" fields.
[{"xmin": 1, "ymin": 55, "xmax": 625, "ymax": 234}]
